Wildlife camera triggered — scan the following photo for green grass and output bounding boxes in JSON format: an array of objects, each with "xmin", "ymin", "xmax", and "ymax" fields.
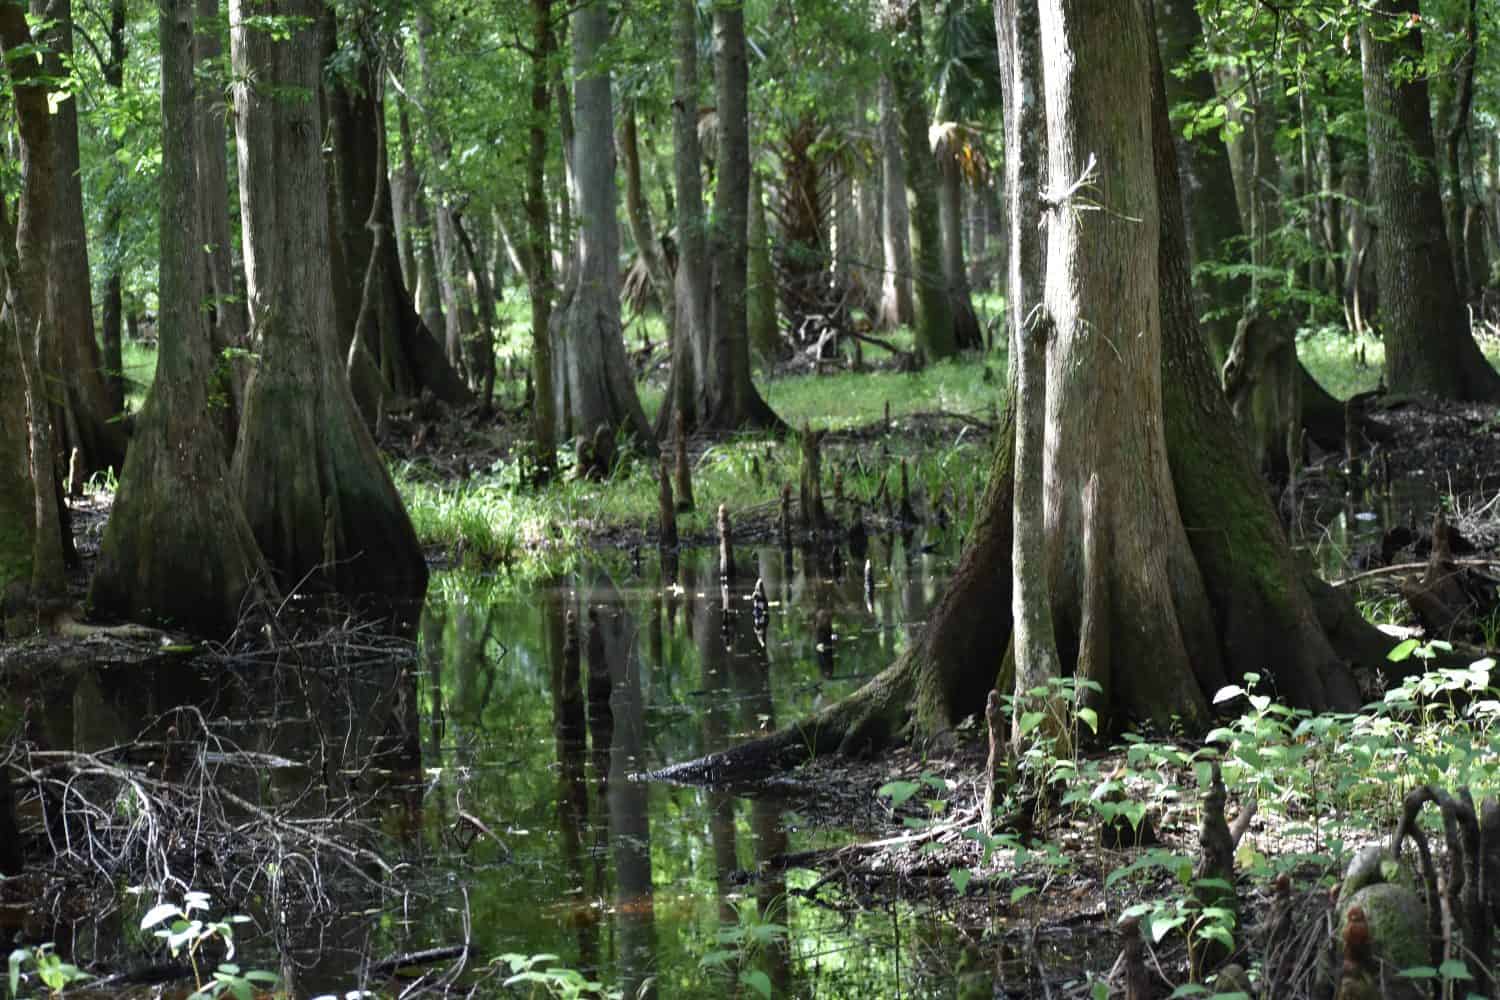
[
  {"xmin": 1298, "ymin": 323, "xmax": 1500, "ymax": 400},
  {"xmin": 121, "ymin": 338, "xmax": 158, "ymax": 413}
]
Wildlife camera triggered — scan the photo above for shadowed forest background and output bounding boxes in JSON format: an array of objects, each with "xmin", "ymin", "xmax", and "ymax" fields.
[{"xmin": 5, "ymin": 0, "xmax": 1500, "ymax": 996}]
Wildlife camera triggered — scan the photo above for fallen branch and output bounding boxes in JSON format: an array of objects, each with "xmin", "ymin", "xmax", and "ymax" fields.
[{"xmin": 1330, "ymin": 557, "xmax": 1500, "ymax": 588}]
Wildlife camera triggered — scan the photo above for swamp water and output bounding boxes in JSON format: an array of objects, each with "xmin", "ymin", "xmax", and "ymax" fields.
[{"xmin": 6, "ymin": 534, "xmax": 1044, "ymax": 998}]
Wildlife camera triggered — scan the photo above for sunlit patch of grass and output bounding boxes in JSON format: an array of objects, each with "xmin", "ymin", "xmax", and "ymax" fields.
[
  {"xmin": 1299, "ymin": 323, "xmax": 1500, "ymax": 401},
  {"xmin": 120, "ymin": 338, "xmax": 158, "ymax": 413},
  {"xmin": 765, "ymin": 356, "xmax": 1003, "ymax": 431},
  {"xmin": 395, "ymin": 417, "xmax": 993, "ymax": 572}
]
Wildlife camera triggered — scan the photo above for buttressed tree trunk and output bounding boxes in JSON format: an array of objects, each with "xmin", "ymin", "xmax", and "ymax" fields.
[
  {"xmin": 558, "ymin": 0, "xmax": 652, "ymax": 448},
  {"xmin": 328, "ymin": 28, "xmax": 470, "ymax": 413},
  {"xmin": 229, "ymin": 0, "xmax": 428, "ymax": 605},
  {"xmin": 705, "ymin": 1, "xmax": 780, "ymax": 430},
  {"xmin": 35, "ymin": 0, "xmax": 129, "ymax": 476},
  {"xmin": 91, "ymin": 0, "xmax": 267, "ymax": 637},
  {"xmin": 1359, "ymin": 1, "xmax": 1500, "ymax": 401},
  {"xmin": 655, "ymin": 0, "xmax": 1384, "ymax": 778},
  {"xmin": 0, "ymin": 5, "xmax": 67, "ymax": 608},
  {"xmin": 1156, "ymin": 0, "xmax": 1344, "ymax": 475}
]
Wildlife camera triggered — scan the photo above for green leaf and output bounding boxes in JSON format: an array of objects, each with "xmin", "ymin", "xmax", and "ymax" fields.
[
  {"xmin": 949, "ymin": 868, "xmax": 972, "ymax": 895},
  {"xmin": 1388, "ymin": 638, "xmax": 1420, "ymax": 662},
  {"xmin": 741, "ymin": 970, "xmax": 772, "ymax": 998},
  {"xmin": 1438, "ymin": 959, "xmax": 1474, "ymax": 980},
  {"xmin": 9, "ymin": 948, "xmax": 26, "ymax": 997},
  {"xmin": 1018, "ymin": 711, "xmax": 1045, "ymax": 736},
  {"xmin": 878, "ymin": 780, "xmax": 921, "ymax": 808},
  {"xmin": 1399, "ymin": 966, "xmax": 1438, "ymax": 979},
  {"xmin": 1009, "ymin": 885, "xmax": 1036, "ymax": 904},
  {"xmin": 1212, "ymin": 685, "xmax": 1244, "ymax": 704},
  {"xmin": 1077, "ymin": 707, "xmax": 1099, "ymax": 734}
]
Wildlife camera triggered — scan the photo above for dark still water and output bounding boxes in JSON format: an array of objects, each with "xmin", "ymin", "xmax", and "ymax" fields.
[{"xmin": 3, "ymin": 533, "xmax": 975, "ymax": 998}]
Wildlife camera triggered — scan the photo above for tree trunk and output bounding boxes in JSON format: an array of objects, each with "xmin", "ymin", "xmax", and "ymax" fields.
[
  {"xmin": 705, "ymin": 1, "xmax": 779, "ymax": 430},
  {"xmin": 936, "ymin": 140, "xmax": 983, "ymax": 352},
  {"xmin": 620, "ymin": 102, "xmax": 675, "ymax": 364},
  {"xmin": 1359, "ymin": 1, "xmax": 1500, "ymax": 401},
  {"xmin": 652, "ymin": 0, "xmax": 1385, "ymax": 780},
  {"xmin": 525, "ymin": 0, "xmax": 558, "ymax": 476},
  {"xmin": 1154, "ymin": 0, "xmax": 1245, "ymax": 364},
  {"xmin": 557, "ymin": 0, "xmax": 652, "ymax": 447},
  {"xmin": 891, "ymin": 0, "xmax": 957, "ymax": 362},
  {"xmin": 747, "ymin": 168, "xmax": 780, "ymax": 365},
  {"xmin": 997, "ymin": 0, "xmax": 1064, "ymax": 746},
  {"xmin": 0, "ymin": 5, "xmax": 67, "ymax": 607},
  {"xmin": 229, "ymin": 0, "xmax": 428, "ymax": 605},
  {"xmin": 98, "ymin": 0, "xmax": 128, "ymax": 416},
  {"xmin": 397, "ymin": 96, "xmax": 446, "ymax": 342},
  {"xmin": 194, "ymin": 0, "xmax": 249, "ymax": 447},
  {"xmin": 1157, "ymin": 0, "xmax": 1344, "ymax": 471},
  {"xmin": 877, "ymin": 75, "xmax": 915, "ymax": 330},
  {"xmin": 34, "ymin": 0, "xmax": 129, "ymax": 476},
  {"xmin": 1443, "ymin": 0, "xmax": 1478, "ymax": 299},
  {"xmin": 90, "ymin": 0, "xmax": 267, "ymax": 637},
  {"xmin": 662, "ymin": 0, "xmax": 710, "ymax": 435},
  {"xmin": 330, "ymin": 28, "xmax": 471, "ymax": 412},
  {"xmin": 0, "ymin": 300, "xmax": 34, "ymax": 615}
]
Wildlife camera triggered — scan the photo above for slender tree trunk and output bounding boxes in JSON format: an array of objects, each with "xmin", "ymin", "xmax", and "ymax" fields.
[
  {"xmin": 663, "ymin": 0, "xmax": 710, "ymax": 434},
  {"xmin": 194, "ymin": 0, "xmax": 249, "ymax": 445},
  {"xmin": 705, "ymin": 1, "xmax": 779, "ymax": 429},
  {"xmin": 620, "ymin": 102, "xmax": 675, "ymax": 362},
  {"xmin": 1359, "ymin": 0, "xmax": 1500, "ymax": 400},
  {"xmin": 558, "ymin": 0, "xmax": 652, "ymax": 447},
  {"xmin": 0, "ymin": 5, "xmax": 67, "ymax": 606},
  {"xmin": 91, "ymin": 0, "xmax": 267, "ymax": 636},
  {"xmin": 1444, "ymin": 0, "xmax": 1478, "ymax": 299},
  {"xmin": 526, "ymin": 0, "xmax": 558, "ymax": 476},
  {"xmin": 890, "ymin": 0, "xmax": 956, "ymax": 362},
  {"xmin": 229, "ymin": 0, "xmax": 428, "ymax": 604},
  {"xmin": 397, "ymin": 96, "xmax": 445, "ymax": 341},
  {"xmin": 877, "ymin": 76, "xmax": 915, "ymax": 329},
  {"xmin": 99, "ymin": 0, "xmax": 128, "ymax": 416},
  {"xmin": 935, "ymin": 138, "xmax": 983, "ymax": 351},
  {"xmin": 747, "ymin": 169, "xmax": 780, "ymax": 365},
  {"xmin": 34, "ymin": 0, "xmax": 129, "ymax": 475},
  {"xmin": 0, "ymin": 281, "xmax": 34, "ymax": 612},
  {"xmin": 999, "ymin": 0, "xmax": 1063, "ymax": 745}
]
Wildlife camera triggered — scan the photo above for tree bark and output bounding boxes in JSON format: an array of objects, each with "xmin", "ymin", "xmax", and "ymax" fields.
[
  {"xmin": 890, "ymin": 0, "xmax": 957, "ymax": 363},
  {"xmin": 0, "ymin": 4, "xmax": 68, "ymax": 606},
  {"xmin": 877, "ymin": 75, "xmax": 915, "ymax": 330},
  {"xmin": 557, "ymin": 0, "xmax": 653, "ymax": 448},
  {"xmin": 525, "ymin": 0, "xmax": 558, "ymax": 476},
  {"xmin": 1359, "ymin": 1, "xmax": 1500, "ymax": 401},
  {"xmin": 329, "ymin": 24, "xmax": 471, "ymax": 412},
  {"xmin": 34, "ymin": 0, "xmax": 129, "ymax": 476},
  {"xmin": 998, "ymin": 0, "xmax": 1063, "ymax": 746},
  {"xmin": 91, "ymin": 0, "xmax": 268, "ymax": 636},
  {"xmin": 747, "ymin": 169, "xmax": 780, "ymax": 365},
  {"xmin": 99, "ymin": 0, "xmax": 128, "ymax": 416},
  {"xmin": 705, "ymin": 1, "xmax": 780, "ymax": 430},
  {"xmin": 662, "ymin": 0, "xmax": 710, "ymax": 435},
  {"xmin": 229, "ymin": 0, "xmax": 428, "ymax": 605}
]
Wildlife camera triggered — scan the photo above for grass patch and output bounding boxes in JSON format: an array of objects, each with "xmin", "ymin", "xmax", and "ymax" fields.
[{"xmin": 1298, "ymin": 323, "xmax": 1500, "ymax": 400}]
